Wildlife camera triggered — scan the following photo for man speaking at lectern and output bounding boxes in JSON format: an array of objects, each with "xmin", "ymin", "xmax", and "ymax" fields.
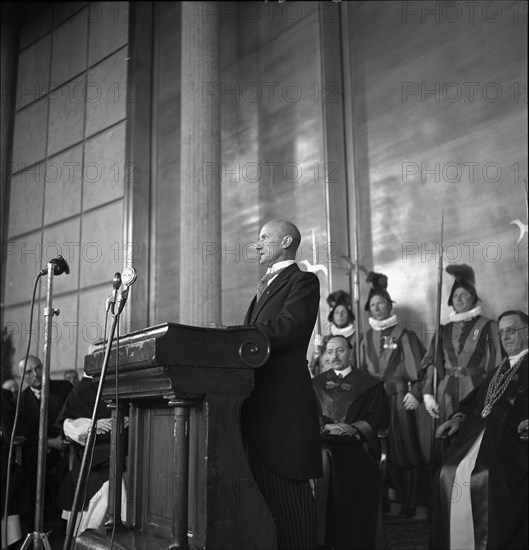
[{"xmin": 241, "ymin": 219, "xmax": 323, "ymax": 550}]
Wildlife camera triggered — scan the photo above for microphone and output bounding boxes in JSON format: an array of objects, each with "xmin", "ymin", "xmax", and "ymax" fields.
[
  {"xmin": 40, "ymin": 254, "xmax": 70, "ymax": 276},
  {"xmin": 116, "ymin": 267, "xmax": 137, "ymax": 314},
  {"xmin": 121, "ymin": 267, "xmax": 137, "ymax": 288},
  {"xmin": 106, "ymin": 272, "xmax": 122, "ymax": 314}
]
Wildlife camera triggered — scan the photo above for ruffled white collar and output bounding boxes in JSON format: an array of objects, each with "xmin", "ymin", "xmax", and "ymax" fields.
[
  {"xmin": 330, "ymin": 323, "xmax": 355, "ymax": 338},
  {"xmin": 449, "ymin": 304, "xmax": 482, "ymax": 323},
  {"xmin": 368, "ymin": 314, "xmax": 398, "ymax": 332}
]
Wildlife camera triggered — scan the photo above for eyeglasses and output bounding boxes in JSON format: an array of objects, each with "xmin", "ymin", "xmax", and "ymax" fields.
[{"xmin": 499, "ymin": 326, "xmax": 527, "ymax": 338}]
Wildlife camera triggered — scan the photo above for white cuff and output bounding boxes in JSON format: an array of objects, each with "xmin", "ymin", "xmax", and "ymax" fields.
[
  {"xmin": 63, "ymin": 418, "xmax": 92, "ymax": 445},
  {"xmin": 423, "ymin": 394, "xmax": 437, "ymax": 409}
]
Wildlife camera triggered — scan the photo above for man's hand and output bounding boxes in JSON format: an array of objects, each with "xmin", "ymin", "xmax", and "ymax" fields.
[
  {"xmin": 96, "ymin": 418, "xmax": 112, "ymax": 434},
  {"xmin": 423, "ymin": 394, "xmax": 440, "ymax": 419},
  {"xmin": 311, "ymin": 335, "xmax": 323, "ymax": 362},
  {"xmin": 324, "ymin": 422, "xmax": 356, "ymax": 436},
  {"xmin": 403, "ymin": 392, "xmax": 420, "ymax": 411},
  {"xmin": 47, "ymin": 435, "xmax": 68, "ymax": 452},
  {"xmin": 436, "ymin": 415, "xmax": 464, "ymax": 439},
  {"xmin": 518, "ymin": 419, "xmax": 528, "ymax": 440}
]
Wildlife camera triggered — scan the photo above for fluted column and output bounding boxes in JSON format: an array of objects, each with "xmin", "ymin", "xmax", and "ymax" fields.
[{"xmin": 179, "ymin": 2, "xmax": 221, "ymax": 326}]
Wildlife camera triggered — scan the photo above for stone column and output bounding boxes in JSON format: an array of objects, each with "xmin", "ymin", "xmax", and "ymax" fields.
[{"xmin": 179, "ymin": 2, "xmax": 221, "ymax": 326}]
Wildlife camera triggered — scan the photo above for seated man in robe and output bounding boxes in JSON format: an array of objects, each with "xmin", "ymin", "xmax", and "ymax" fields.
[
  {"xmin": 431, "ymin": 310, "xmax": 528, "ymax": 550},
  {"xmin": 312, "ymin": 335, "xmax": 390, "ymax": 550},
  {"xmin": 56, "ymin": 372, "xmax": 128, "ymax": 533}
]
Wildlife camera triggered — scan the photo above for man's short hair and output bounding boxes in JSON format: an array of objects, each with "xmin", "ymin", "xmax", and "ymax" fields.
[
  {"xmin": 324, "ymin": 334, "xmax": 353, "ymax": 351},
  {"xmin": 268, "ymin": 219, "xmax": 301, "ymax": 252},
  {"xmin": 63, "ymin": 369, "xmax": 78, "ymax": 376},
  {"xmin": 498, "ymin": 310, "xmax": 529, "ymax": 326}
]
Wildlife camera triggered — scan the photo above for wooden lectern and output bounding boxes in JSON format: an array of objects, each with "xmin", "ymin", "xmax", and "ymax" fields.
[{"xmin": 74, "ymin": 322, "xmax": 277, "ymax": 550}]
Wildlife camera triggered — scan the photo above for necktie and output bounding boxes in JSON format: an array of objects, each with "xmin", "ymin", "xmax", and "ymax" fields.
[{"xmin": 257, "ymin": 269, "xmax": 284, "ymax": 301}]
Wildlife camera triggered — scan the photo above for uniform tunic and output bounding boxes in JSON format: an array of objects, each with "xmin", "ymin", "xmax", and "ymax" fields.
[
  {"xmin": 360, "ymin": 324, "xmax": 425, "ymax": 469},
  {"xmin": 422, "ymin": 314, "xmax": 501, "ymax": 422}
]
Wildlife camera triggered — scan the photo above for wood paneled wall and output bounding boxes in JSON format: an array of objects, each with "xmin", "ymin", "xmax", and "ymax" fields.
[
  {"xmin": 2, "ymin": 2, "xmax": 130, "ymax": 375},
  {"xmin": 344, "ymin": 0, "xmax": 528, "ymax": 338},
  {"xmin": 3, "ymin": 1, "xmax": 526, "ymax": 380}
]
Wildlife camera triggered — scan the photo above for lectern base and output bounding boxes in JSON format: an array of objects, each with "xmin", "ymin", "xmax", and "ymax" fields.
[{"xmin": 73, "ymin": 528, "xmax": 172, "ymax": 550}]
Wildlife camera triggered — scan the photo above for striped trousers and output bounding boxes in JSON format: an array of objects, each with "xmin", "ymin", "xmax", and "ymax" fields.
[{"xmin": 247, "ymin": 445, "xmax": 317, "ymax": 550}]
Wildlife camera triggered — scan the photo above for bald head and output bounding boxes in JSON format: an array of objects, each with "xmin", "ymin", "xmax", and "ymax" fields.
[
  {"xmin": 256, "ymin": 219, "xmax": 301, "ymax": 267},
  {"xmin": 19, "ymin": 355, "xmax": 43, "ymax": 389},
  {"xmin": 267, "ymin": 220, "xmax": 301, "ymax": 251}
]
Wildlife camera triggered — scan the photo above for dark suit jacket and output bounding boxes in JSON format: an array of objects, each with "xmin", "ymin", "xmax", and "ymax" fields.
[
  {"xmin": 241, "ymin": 263, "xmax": 323, "ymax": 480},
  {"xmin": 17, "ymin": 380, "xmax": 73, "ymax": 462},
  {"xmin": 1, "ymin": 388, "xmax": 31, "ymax": 515}
]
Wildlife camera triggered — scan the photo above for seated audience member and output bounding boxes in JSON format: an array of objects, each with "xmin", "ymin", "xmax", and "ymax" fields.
[
  {"xmin": 1, "ymin": 380, "xmax": 19, "ymax": 403},
  {"xmin": 310, "ymin": 291, "xmax": 357, "ymax": 377},
  {"xmin": 17, "ymin": 356, "xmax": 72, "ymax": 524},
  {"xmin": 56, "ymin": 372, "xmax": 127, "ymax": 533},
  {"xmin": 2, "ymin": 388, "xmax": 30, "ymax": 550},
  {"xmin": 327, "ymin": 291, "xmax": 356, "ymax": 343},
  {"xmin": 63, "ymin": 370, "xmax": 80, "ymax": 387},
  {"xmin": 312, "ymin": 335, "xmax": 390, "ymax": 550},
  {"xmin": 359, "ymin": 272, "xmax": 425, "ymax": 518},
  {"xmin": 431, "ymin": 310, "xmax": 528, "ymax": 550}
]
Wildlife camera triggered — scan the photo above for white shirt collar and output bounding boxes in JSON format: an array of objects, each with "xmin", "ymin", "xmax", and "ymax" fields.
[
  {"xmin": 267, "ymin": 260, "xmax": 296, "ymax": 274},
  {"xmin": 30, "ymin": 387, "xmax": 41, "ymax": 398},
  {"xmin": 508, "ymin": 348, "xmax": 528, "ymax": 367},
  {"xmin": 334, "ymin": 366, "xmax": 352, "ymax": 378}
]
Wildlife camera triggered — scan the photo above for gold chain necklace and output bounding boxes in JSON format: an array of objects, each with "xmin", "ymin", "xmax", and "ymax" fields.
[{"xmin": 481, "ymin": 353, "xmax": 526, "ymax": 418}]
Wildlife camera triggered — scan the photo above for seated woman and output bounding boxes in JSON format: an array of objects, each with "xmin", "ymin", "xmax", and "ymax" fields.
[{"xmin": 327, "ymin": 290, "xmax": 356, "ymax": 343}]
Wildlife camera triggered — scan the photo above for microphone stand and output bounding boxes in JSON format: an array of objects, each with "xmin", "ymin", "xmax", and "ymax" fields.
[
  {"xmin": 62, "ymin": 283, "xmax": 131, "ymax": 550},
  {"xmin": 21, "ymin": 261, "xmax": 59, "ymax": 550}
]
